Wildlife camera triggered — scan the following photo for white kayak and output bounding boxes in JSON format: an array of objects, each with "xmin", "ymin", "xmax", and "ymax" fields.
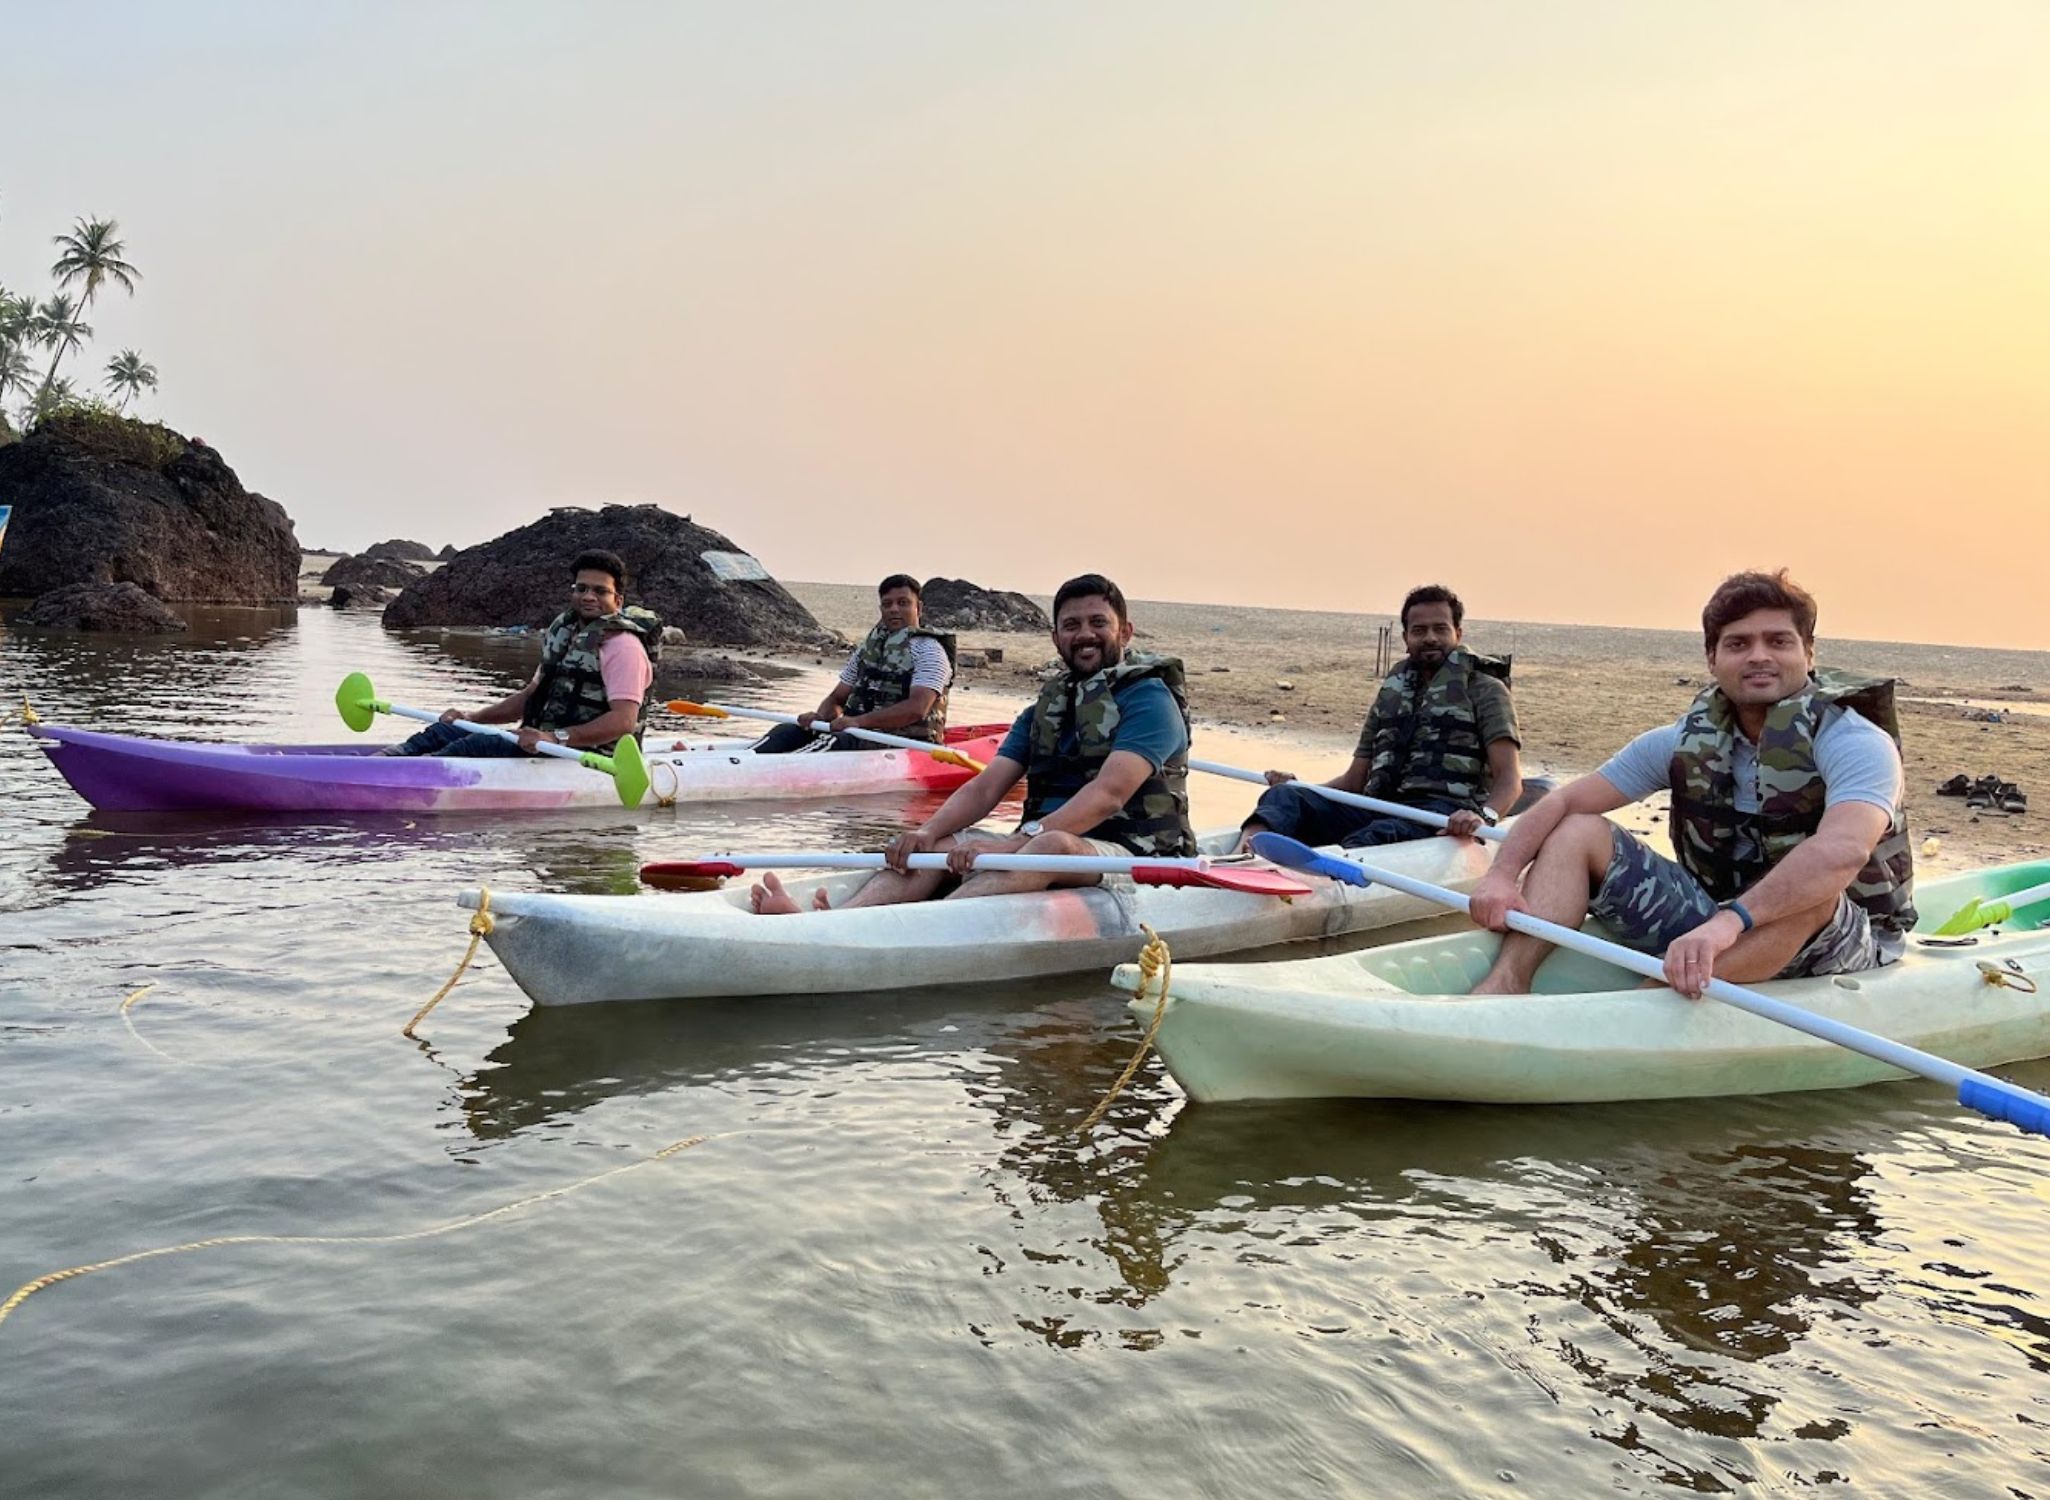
[
  {"xmin": 1111, "ymin": 861, "xmax": 2050, "ymax": 1105},
  {"xmin": 459, "ymin": 829, "xmax": 1496, "ymax": 1004}
]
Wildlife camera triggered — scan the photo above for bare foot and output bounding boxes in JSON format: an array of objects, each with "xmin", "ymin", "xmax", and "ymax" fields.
[
  {"xmin": 812, "ymin": 887, "xmax": 832, "ymax": 912},
  {"xmin": 749, "ymin": 872, "xmax": 804, "ymax": 915}
]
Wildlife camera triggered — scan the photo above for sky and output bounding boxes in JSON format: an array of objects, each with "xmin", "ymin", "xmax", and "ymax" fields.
[{"xmin": 6, "ymin": 2, "xmax": 2047, "ymax": 648}]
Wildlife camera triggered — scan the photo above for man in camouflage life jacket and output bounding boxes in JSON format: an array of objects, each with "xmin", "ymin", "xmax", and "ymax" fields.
[
  {"xmin": 1235, "ymin": 584, "xmax": 1524, "ymax": 851},
  {"xmin": 1467, "ymin": 569, "xmax": 1914, "ymax": 998},
  {"xmin": 752, "ymin": 574, "xmax": 955, "ymax": 753},
  {"xmin": 384, "ymin": 549, "xmax": 661, "ymax": 758},
  {"xmin": 750, "ymin": 572, "xmax": 1194, "ymax": 914}
]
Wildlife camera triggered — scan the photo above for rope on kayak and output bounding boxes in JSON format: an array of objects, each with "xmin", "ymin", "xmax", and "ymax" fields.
[
  {"xmin": 1978, "ymin": 959, "xmax": 2038, "ymax": 994},
  {"xmin": 405, "ymin": 887, "xmax": 493, "ymax": 1039},
  {"xmin": 0, "ymin": 1134, "xmax": 711, "ymax": 1338},
  {"xmin": 1077, "ymin": 924, "xmax": 1173, "ymax": 1136},
  {"xmin": 650, "ymin": 759, "xmax": 680, "ymax": 808}
]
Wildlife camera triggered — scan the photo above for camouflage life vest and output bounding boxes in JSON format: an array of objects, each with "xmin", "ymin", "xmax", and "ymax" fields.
[
  {"xmin": 1667, "ymin": 670, "xmax": 1917, "ymax": 936},
  {"xmin": 1359, "ymin": 647, "xmax": 1513, "ymax": 811},
  {"xmin": 842, "ymin": 623, "xmax": 956, "ymax": 743},
  {"xmin": 1021, "ymin": 652, "xmax": 1197, "ymax": 858},
  {"xmin": 520, "ymin": 605, "xmax": 664, "ymax": 750}
]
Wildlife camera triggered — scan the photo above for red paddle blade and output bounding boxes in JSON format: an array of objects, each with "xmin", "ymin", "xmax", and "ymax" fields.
[
  {"xmin": 639, "ymin": 859, "xmax": 746, "ymax": 891},
  {"xmin": 1131, "ymin": 865, "xmax": 1312, "ymax": 897}
]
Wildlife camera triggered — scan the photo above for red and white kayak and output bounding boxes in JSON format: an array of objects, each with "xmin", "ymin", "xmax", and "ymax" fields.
[{"xmin": 26, "ymin": 721, "xmax": 1009, "ymax": 814}]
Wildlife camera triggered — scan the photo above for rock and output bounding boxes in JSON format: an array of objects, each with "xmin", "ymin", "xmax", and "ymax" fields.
[
  {"xmin": 983, "ymin": 647, "xmax": 1004, "ymax": 664},
  {"xmin": 1276, "ymin": 680, "xmax": 1294, "ymax": 691},
  {"xmin": 660, "ymin": 626, "xmax": 690, "ymax": 649},
  {"xmin": 1210, "ymin": 665, "xmax": 1231, "ymax": 672},
  {"xmin": 329, "ymin": 583, "xmax": 396, "ymax": 610},
  {"xmin": 918, "ymin": 577, "xmax": 1051, "ymax": 633},
  {"xmin": 362, "ymin": 537, "xmax": 436, "ymax": 563},
  {"xmin": 322, "ymin": 553, "xmax": 423, "ymax": 590},
  {"xmin": 654, "ymin": 652, "xmax": 766, "ymax": 688},
  {"xmin": 18, "ymin": 581, "xmax": 188, "ymax": 633},
  {"xmin": 437, "ymin": 543, "xmax": 458, "ymax": 560},
  {"xmin": 956, "ymin": 649, "xmax": 989, "ymax": 669},
  {"xmin": 381, "ymin": 503, "xmax": 830, "ymax": 646},
  {"xmin": 0, "ymin": 413, "xmax": 298, "ymax": 603}
]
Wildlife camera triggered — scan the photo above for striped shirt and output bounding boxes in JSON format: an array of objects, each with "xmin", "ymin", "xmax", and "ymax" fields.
[{"xmin": 838, "ymin": 635, "xmax": 952, "ymax": 693}]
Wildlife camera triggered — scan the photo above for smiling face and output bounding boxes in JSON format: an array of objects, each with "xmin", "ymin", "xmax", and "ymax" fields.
[
  {"xmin": 1708, "ymin": 606, "xmax": 1814, "ymax": 708},
  {"xmin": 1402, "ymin": 600, "xmax": 1462, "ymax": 668},
  {"xmin": 877, "ymin": 585, "xmax": 921, "ymax": 632},
  {"xmin": 1052, "ymin": 593, "xmax": 1132, "ymax": 675},
  {"xmin": 568, "ymin": 568, "xmax": 621, "ymax": 620}
]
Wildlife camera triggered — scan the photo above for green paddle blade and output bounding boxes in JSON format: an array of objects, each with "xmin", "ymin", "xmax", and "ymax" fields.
[
  {"xmin": 335, "ymin": 671, "xmax": 381, "ymax": 734},
  {"xmin": 1935, "ymin": 897, "xmax": 2009, "ymax": 936},
  {"xmin": 587, "ymin": 734, "xmax": 650, "ymax": 808}
]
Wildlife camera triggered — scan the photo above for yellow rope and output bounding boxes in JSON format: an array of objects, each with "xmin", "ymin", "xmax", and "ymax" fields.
[
  {"xmin": 20, "ymin": 696, "xmax": 41, "ymax": 727},
  {"xmin": 0, "ymin": 1135, "xmax": 709, "ymax": 1336},
  {"xmin": 650, "ymin": 758, "xmax": 680, "ymax": 808},
  {"xmin": 405, "ymin": 888, "xmax": 492, "ymax": 1038},
  {"xmin": 1077, "ymin": 924, "xmax": 1173, "ymax": 1135}
]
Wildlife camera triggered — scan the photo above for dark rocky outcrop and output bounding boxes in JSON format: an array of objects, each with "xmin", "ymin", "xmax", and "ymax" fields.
[
  {"xmin": 322, "ymin": 553, "xmax": 423, "ymax": 590},
  {"xmin": 919, "ymin": 577, "xmax": 1050, "ymax": 633},
  {"xmin": 437, "ymin": 543, "xmax": 458, "ymax": 560},
  {"xmin": 18, "ymin": 581, "xmax": 188, "ymax": 633},
  {"xmin": 0, "ymin": 413, "xmax": 298, "ymax": 603},
  {"xmin": 329, "ymin": 583, "xmax": 397, "ymax": 610},
  {"xmin": 363, "ymin": 537, "xmax": 436, "ymax": 563},
  {"xmin": 382, "ymin": 503, "xmax": 829, "ymax": 646}
]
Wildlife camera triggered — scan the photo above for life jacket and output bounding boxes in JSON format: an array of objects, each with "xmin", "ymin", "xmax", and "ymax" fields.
[
  {"xmin": 1020, "ymin": 652, "xmax": 1197, "ymax": 858},
  {"xmin": 1667, "ymin": 670, "xmax": 1917, "ymax": 937},
  {"xmin": 842, "ymin": 623, "xmax": 956, "ymax": 743},
  {"xmin": 1359, "ymin": 647, "xmax": 1513, "ymax": 811},
  {"xmin": 520, "ymin": 605, "xmax": 664, "ymax": 750}
]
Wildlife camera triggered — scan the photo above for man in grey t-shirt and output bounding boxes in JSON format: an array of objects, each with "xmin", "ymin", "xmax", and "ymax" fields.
[{"xmin": 1466, "ymin": 570, "xmax": 1915, "ymax": 999}]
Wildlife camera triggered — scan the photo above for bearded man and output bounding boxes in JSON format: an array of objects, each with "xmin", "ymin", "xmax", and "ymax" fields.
[{"xmin": 750, "ymin": 572, "xmax": 1193, "ymax": 913}]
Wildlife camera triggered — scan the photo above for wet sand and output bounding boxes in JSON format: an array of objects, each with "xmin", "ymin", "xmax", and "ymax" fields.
[{"xmin": 784, "ymin": 581, "xmax": 2050, "ymax": 873}]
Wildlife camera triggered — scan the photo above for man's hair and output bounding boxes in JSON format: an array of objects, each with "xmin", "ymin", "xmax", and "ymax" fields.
[
  {"xmin": 1400, "ymin": 584, "xmax": 1464, "ymax": 630},
  {"xmin": 1052, "ymin": 573, "xmax": 1128, "ymax": 626},
  {"xmin": 1701, "ymin": 568, "xmax": 1817, "ymax": 652},
  {"xmin": 877, "ymin": 573, "xmax": 921, "ymax": 598},
  {"xmin": 572, "ymin": 549, "xmax": 627, "ymax": 592}
]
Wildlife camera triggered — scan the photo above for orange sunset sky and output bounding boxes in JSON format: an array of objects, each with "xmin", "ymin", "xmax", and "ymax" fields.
[{"xmin": 8, "ymin": 3, "xmax": 2047, "ymax": 647}]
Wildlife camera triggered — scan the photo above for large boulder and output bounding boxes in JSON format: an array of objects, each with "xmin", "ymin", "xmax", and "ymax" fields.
[
  {"xmin": 0, "ymin": 414, "xmax": 298, "ymax": 603},
  {"xmin": 322, "ymin": 553, "xmax": 422, "ymax": 589},
  {"xmin": 329, "ymin": 583, "xmax": 396, "ymax": 610},
  {"xmin": 919, "ymin": 577, "xmax": 1051, "ymax": 633},
  {"xmin": 382, "ymin": 503, "xmax": 829, "ymax": 645},
  {"xmin": 437, "ymin": 543, "xmax": 459, "ymax": 560},
  {"xmin": 363, "ymin": 537, "xmax": 436, "ymax": 563},
  {"xmin": 18, "ymin": 581, "xmax": 188, "ymax": 633}
]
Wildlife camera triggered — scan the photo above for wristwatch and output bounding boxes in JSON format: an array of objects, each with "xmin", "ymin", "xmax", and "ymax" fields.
[
  {"xmin": 1479, "ymin": 806, "xmax": 1501, "ymax": 827},
  {"xmin": 1019, "ymin": 820, "xmax": 1046, "ymax": 838},
  {"xmin": 552, "ymin": 728, "xmax": 572, "ymax": 746}
]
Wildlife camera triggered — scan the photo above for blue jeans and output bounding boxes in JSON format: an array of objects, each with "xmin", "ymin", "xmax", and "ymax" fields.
[
  {"xmin": 387, "ymin": 721, "xmax": 529, "ymax": 758},
  {"xmin": 1245, "ymin": 783, "xmax": 1468, "ymax": 849}
]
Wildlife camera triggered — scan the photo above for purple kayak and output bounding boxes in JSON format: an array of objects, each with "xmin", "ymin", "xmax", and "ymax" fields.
[{"xmin": 26, "ymin": 722, "xmax": 1002, "ymax": 814}]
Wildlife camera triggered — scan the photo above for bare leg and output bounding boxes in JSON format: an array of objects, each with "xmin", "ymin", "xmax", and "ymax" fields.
[
  {"xmin": 831, "ymin": 832, "xmax": 970, "ymax": 910},
  {"xmin": 1703, "ymin": 900, "xmax": 1839, "ymax": 985},
  {"xmin": 1470, "ymin": 814, "xmax": 1615, "ymax": 994},
  {"xmin": 949, "ymin": 830, "xmax": 1105, "ymax": 900}
]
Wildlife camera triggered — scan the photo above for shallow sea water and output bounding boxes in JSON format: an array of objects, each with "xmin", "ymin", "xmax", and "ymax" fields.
[{"xmin": 1, "ymin": 607, "xmax": 2047, "ymax": 1499}]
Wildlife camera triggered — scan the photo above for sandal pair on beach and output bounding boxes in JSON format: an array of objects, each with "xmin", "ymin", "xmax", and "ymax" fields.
[{"xmin": 1937, "ymin": 773, "xmax": 2027, "ymax": 814}]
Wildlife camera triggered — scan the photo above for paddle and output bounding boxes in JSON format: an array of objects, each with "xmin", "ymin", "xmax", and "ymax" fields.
[
  {"xmin": 665, "ymin": 699, "xmax": 987, "ymax": 772},
  {"xmin": 335, "ymin": 671, "xmax": 650, "ymax": 808},
  {"xmin": 1189, "ymin": 759, "xmax": 1506, "ymax": 843},
  {"xmin": 639, "ymin": 851, "xmax": 1312, "ymax": 897},
  {"xmin": 1935, "ymin": 877, "xmax": 2050, "ymax": 937},
  {"xmin": 1249, "ymin": 832, "xmax": 2050, "ymax": 1138}
]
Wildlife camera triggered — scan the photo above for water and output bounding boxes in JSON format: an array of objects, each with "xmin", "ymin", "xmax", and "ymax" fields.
[{"xmin": 2, "ymin": 608, "xmax": 2047, "ymax": 1498}]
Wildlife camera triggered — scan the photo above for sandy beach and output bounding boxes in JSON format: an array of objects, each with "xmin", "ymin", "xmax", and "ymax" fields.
[{"xmin": 784, "ymin": 580, "xmax": 2050, "ymax": 874}]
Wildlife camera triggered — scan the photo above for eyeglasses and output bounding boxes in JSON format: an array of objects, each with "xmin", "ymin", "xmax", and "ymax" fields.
[{"xmin": 569, "ymin": 583, "xmax": 616, "ymax": 597}]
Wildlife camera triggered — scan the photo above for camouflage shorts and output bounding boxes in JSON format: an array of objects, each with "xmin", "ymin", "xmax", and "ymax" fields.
[{"xmin": 1590, "ymin": 828, "xmax": 1886, "ymax": 979}]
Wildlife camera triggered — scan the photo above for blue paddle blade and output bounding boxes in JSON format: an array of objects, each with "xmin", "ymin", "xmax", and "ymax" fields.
[{"xmin": 1248, "ymin": 832, "xmax": 1375, "ymax": 887}]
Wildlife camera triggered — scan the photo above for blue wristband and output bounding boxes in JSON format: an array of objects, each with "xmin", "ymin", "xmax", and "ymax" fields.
[{"xmin": 1724, "ymin": 900, "xmax": 1755, "ymax": 933}]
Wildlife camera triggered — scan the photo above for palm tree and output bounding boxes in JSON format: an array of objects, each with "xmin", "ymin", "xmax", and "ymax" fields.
[
  {"xmin": 28, "ymin": 375, "xmax": 76, "ymax": 424},
  {"xmin": 0, "ymin": 289, "xmax": 35, "ymax": 408},
  {"xmin": 103, "ymin": 349, "xmax": 158, "ymax": 412},
  {"xmin": 27, "ymin": 296, "xmax": 90, "ymax": 423},
  {"xmin": 36, "ymin": 217, "xmax": 139, "ymax": 410},
  {"xmin": 0, "ymin": 341, "xmax": 35, "ymax": 408}
]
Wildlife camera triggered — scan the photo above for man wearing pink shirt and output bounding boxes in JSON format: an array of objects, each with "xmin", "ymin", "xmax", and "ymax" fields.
[{"xmin": 384, "ymin": 549, "xmax": 661, "ymax": 757}]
